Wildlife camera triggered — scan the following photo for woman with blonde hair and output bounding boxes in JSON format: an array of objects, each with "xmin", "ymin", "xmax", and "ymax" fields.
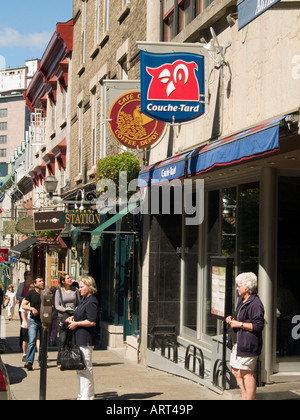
[{"xmin": 66, "ymin": 276, "xmax": 99, "ymax": 400}]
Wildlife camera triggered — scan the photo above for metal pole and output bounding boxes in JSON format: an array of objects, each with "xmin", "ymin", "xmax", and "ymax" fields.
[
  {"xmin": 39, "ymin": 325, "xmax": 48, "ymax": 400},
  {"xmin": 222, "ymin": 321, "xmax": 227, "ymax": 391}
]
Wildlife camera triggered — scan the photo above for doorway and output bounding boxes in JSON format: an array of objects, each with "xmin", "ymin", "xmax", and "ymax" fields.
[{"xmin": 277, "ymin": 176, "xmax": 300, "ymax": 368}]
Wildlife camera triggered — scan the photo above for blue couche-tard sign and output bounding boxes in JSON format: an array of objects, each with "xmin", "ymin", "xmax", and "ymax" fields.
[{"xmin": 138, "ymin": 42, "xmax": 207, "ymax": 124}]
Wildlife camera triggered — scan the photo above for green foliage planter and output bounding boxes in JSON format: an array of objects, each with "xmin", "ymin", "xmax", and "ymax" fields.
[
  {"xmin": 35, "ymin": 230, "xmax": 60, "ymax": 240},
  {"xmin": 95, "ymin": 152, "xmax": 141, "ymax": 198}
]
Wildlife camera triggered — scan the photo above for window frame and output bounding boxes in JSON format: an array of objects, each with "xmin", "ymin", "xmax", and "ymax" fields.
[
  {"xmin": 162, "ymin": 0, "xmax": 202, "ymax": 41},
  {"xmin": 0, "ymin": 109, "xmax": 8, "ymax": 118},
  {"xmin": 0, "ymin": 122, "xmax": 7, "ymax": 131}
]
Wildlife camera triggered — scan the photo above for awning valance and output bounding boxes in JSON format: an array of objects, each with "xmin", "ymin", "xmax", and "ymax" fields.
[
  {"xmin": 9, "ymin": 237, "xmax": 39, "ymax": 259},
  {"xmin": 138, "ymin": 116, "xmax": 284, "ymax": 186},
  {"xmin": 188, "ymin": 117, "xmax": 282, "ymax": 176}
]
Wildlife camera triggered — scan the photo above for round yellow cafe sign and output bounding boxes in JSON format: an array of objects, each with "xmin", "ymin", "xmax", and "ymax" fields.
[{"xmin": 108, "ymin": 91, "xmax": 165, "ymax": 149}]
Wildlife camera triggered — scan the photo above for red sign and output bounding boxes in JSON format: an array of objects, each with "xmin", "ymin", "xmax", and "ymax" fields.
[
  {"xmin": 147, "ymin": 60, "xmax": 200, "ymax": 101},
  {"xmin": 108, "ymin": 91, "xmax": 165, "ymax": 149},
  {"xmin": 0, "ymin": 249, "xmax": 9, "ymax": 261}
]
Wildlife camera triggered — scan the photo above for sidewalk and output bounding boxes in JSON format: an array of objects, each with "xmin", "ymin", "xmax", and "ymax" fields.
[{"xmin": 1, "ymin": 314, "xmax": 300, "ymax": 401}]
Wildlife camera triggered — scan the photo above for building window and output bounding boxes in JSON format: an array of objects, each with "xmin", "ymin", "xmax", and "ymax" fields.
[
  {"xmin": 0, "ymin": 109, "xmax": 7, "ymax": 118},
  {"xmin": 81, "ymin": 0, "xmax": 87, "ymax": 65},
  {"xmin": 104, "ymin": 0, "xmax": 110, "ymax": 32},
  {"xmin": 96, "ymin": 0, "xmax": 102, "ymax": 44},
  {"xmin": 91, "ymin": 88, "xmax": 98, "ymax": 167},
  {"xmin": 162, "ymin": 0, "xmax": 207, "ymax": 41},
  {"xmin": 78, "ymin": 105, "xmax": 83, "ymax": 174},
  {"xmin": 119, "ymin": 55, "xmax": 128, "ymax": 80},
  {"xmin": 0, "ymin": 135, "xmax": 7, "ymax": 144},
  {"xmin": 0, "ymin": 149, "xmax": 7, "ymax": 157},
  {"xmin": 0, "ymin": 122, "xmax": 7, "ymax": 131}
]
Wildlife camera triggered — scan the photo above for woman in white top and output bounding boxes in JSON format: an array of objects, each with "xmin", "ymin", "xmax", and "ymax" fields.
[{"xmin": 5, "ymin": 284, "xmax": 17, "ymax": 320}]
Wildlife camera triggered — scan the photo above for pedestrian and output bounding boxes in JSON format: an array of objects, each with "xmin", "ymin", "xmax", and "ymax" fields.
[
  {"xmin": 19, "ymin": 296, "xmax": 31, "ymax": 362},
  {"xmin": 49, "ymin": 286, "xmax": 58, "ymax": 347},
  {"xmin": 17, "ymin": 271, "xmax": 33, "ymax": 350},
  {"xmin": 22, "ymin": 275, "xmax": 45, "ymax": 371},
  {"xmin": 16, "ymin": 271, "xmax": 33, "ymax": 304},
  {"xmin": 226, "ymin": 272, "xmax": 265, "ymax": 400},
  {"xmin": 5, "ymin": 285, "xmax": 17, "ymax": 320},
  {"xmin": 0, "ymin": 288, "xmax": 3, "ymax": 316},
  {"xmin": 55, "ymin": 274, "xmax": 80, "ymax": 368},
  {"xmin": 66, "ymin": 275, "xmax": 99, "ymax": 400}
]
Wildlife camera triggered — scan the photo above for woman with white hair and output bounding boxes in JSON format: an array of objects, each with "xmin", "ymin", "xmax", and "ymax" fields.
[
  {"xmin": 226, "ymin": 272, "xmax": 265, "ymax": 400},
  {"xmin": 66, "ymin": 275, "xmax": 99, "ymax": 400}
]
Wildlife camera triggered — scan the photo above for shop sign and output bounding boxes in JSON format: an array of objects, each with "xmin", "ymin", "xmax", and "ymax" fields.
[
  {"xmin": 3, "ymin": 220, "xmax": 17, "ymax": 235},
  {"xmin": 34, "ymin": 211, "xmax": 65, "ymax": 231},
  {"xmin": 238, "ymin": 0, "xmax": 281, "ymax": 30},
  {"xmin": 139, "ymin": 43, "xmax": 207, "ymax": 123},
  {"xmin": 0, "ymin": 248, "xmax": 9, "ymax": 261},
  {"xmin": 60, "ymin": 209, "xmax": 100, "ymax": 228},
  {"xmin": 108, "ymin": 91, "xmax": 165, "ymax": 149},
  {"xmin": 15, "ymin": 217, "xmax": 35, "ymax": 235}
]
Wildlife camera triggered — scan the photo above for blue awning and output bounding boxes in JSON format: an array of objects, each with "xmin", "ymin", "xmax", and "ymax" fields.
[
  {"xmin": 188, "ymin": 117, "xmax": 282, "ymax": 176},
  {"xmin": 138, "ymin": 151, "xmax": 190, "ymax": 187},
  {"xmin": 138, "ymin": 117, "xmax": 284, "ymax": 185}
]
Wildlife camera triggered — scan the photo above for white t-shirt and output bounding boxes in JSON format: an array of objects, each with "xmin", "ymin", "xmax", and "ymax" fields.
[
  {"xmin": 5, "ymin": 291, "xmax": 16, "ymax": 308},
  {"xmin": 19, "ymin": 298, "xmax": 30, "ymax": 328}
]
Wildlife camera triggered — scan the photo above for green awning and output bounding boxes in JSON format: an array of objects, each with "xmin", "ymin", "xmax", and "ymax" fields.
[
  {"xmin": 0, "ymin": 168, "xmax": 15, "ymax": 194},
  {"xmin": 90, "ymin": 202, "xmax": 139, "ymax": 250}
]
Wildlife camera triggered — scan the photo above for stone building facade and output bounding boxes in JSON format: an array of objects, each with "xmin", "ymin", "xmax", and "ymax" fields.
[
  {"xmin": 139, "ymin": 0, "xmax": 300, "ymax": 389},
  {"xmin": 69, "ymin": 0, "xmax": 147, "ymax": 192},
  {"xmin": 69, "ymin": 0, "xmax": 148, "ymax": 353}
]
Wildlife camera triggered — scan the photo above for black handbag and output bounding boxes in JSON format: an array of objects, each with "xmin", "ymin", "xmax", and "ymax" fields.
[{"xmin": 60, "ymin": 343, "xmax": 86, "ymax": 371}]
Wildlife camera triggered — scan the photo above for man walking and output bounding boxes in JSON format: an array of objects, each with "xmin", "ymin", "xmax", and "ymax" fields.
[{"xmin": 22, "ymin": 275, "xmax": 45, "ymax": 370}]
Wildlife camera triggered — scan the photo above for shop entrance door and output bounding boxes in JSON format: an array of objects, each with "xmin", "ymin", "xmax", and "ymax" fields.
[
  {"xmin": 116, "ymin": 234, "xmax": 139, "ymax": 340},
  {"xmin": 277, "ymin": 176, "xmax": 300, "ymax": 370}
]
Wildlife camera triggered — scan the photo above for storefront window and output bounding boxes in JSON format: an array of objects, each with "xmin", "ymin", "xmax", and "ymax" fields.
[
  {"xmin": 238, "ymin": 183, "xmax": 259, "ymax": 275},
  {"xmin": 202, "ymin": 183, "xmax": 259, "ymax": 340},
  {"xmin": 204, "ymin": 190, "xmax": 220, "ymax": 337},
  {"xmin": 277, "ymin": 177, "xmax": 300, "ymax": 363},
  {"xmin": 222, "ymin": 187, "xmax": 237, "ymax": 259},
  {"xmin": 183, "ymin": 222, "xmax": 199, "ymax": 334}
]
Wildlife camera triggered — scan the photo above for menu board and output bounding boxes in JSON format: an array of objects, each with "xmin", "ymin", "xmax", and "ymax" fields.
[
  {"xmin": 210, "ymin": 257, "xmax": 233, "ymax": 320},
  {"xmin": 211, "ymin": 265, "xmax": 226, "ymax": 318}
]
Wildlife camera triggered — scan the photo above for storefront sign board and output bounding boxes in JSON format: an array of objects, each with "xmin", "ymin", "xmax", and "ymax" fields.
[{"xmin": 138, "ymin": 42, "xmax": 208, "ymax": 124}]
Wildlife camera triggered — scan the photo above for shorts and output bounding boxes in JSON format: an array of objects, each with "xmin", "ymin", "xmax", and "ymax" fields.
[
  {"xmin": 20, "ymin": 327, "xmax": 29, "ymax": 344},
  {"xmin": 230, "ymin": 344, "xmax": 258, "ymax": 371}
]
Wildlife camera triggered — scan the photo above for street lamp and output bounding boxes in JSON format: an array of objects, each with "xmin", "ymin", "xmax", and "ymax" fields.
[{"xmin": 44, "ymin": 175, "xmax": 59, "ymax": 198}]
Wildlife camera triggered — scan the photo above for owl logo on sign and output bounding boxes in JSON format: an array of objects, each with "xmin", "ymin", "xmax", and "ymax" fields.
[{"xmin": 146, "ymin": 60, "xmax": 199, "ymax": 102}]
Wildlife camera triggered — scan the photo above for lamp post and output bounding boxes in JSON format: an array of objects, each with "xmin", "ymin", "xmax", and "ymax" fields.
[{"xmin": 44, "ymin": 175, "xmax": 59, "ymax": 198}]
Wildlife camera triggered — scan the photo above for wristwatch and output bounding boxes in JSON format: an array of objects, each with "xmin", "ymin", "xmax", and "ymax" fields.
[{"xmin": 241, "ymin": 323, "xmax": 245, "ymax": 329}]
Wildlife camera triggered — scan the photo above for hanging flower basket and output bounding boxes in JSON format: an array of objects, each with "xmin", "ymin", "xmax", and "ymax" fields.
[{"xmin": 95, "ymin": 152, "xmax": 141, "ymax": 198}]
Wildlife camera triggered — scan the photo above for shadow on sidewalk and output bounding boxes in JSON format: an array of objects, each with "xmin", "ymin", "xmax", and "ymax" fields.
[
  {"xmin": 95, "ymin": 391, "xmax": 163, "ymax": 400},
  {"xmin": 5, "ymin": 364, "xmax": 27, "ymax": 385}
]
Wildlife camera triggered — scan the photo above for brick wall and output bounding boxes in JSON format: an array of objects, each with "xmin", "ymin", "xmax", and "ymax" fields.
[{"xmin": 69, "ymin": 0, "xmax": 147, "ymax": 191}]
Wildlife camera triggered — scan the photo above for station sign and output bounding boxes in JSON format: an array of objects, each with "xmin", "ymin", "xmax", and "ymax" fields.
[
  {"xmin": 59, "ymin": 209, "xmax": 100, "ymax": 229},
  {"xmin": 138, "ymin": 42, "xmax": 207, "ymax": 124},
  {"xmin": 108, "ymin": 91, "xmax": 165, "ymax": 149}
]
